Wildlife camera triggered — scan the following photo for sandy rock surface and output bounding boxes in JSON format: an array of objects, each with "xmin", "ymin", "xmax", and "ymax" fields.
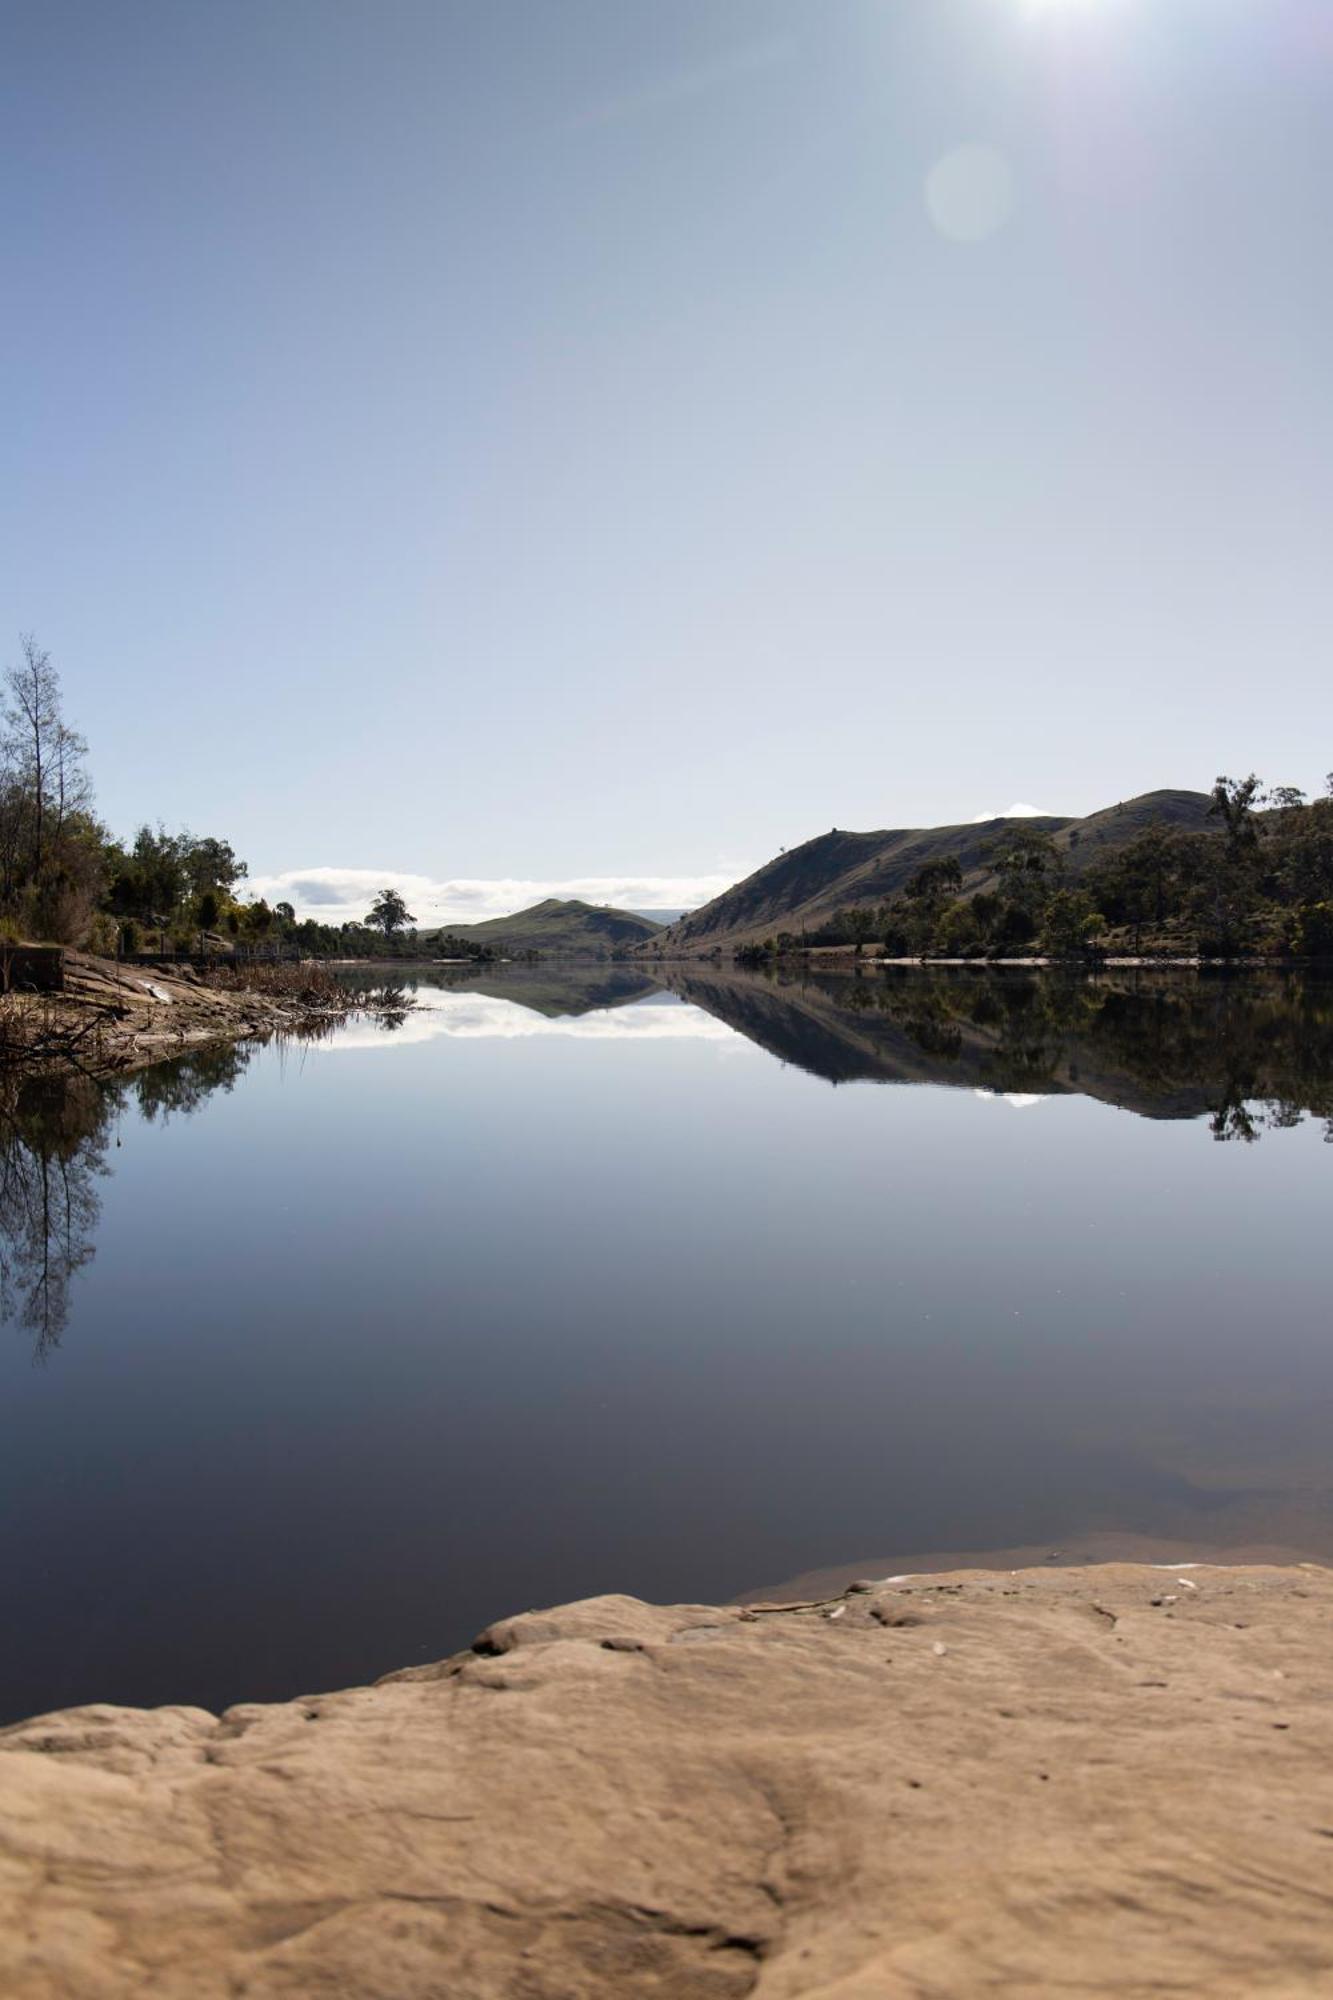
[{"xmin": 2, "ymin": 1564, "xmax": 1331, "ymax": 1998}]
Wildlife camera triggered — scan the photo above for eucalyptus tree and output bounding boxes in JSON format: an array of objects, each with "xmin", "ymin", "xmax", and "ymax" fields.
[{"xmin": 365, "ymin": 887, "xmax": 417, "ymax": 936}]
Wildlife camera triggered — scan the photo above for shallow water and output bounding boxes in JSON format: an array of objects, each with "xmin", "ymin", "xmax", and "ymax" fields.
[{"xmin": 1, "ymin": 965, "xmax": 1330, "ymax": 1723}]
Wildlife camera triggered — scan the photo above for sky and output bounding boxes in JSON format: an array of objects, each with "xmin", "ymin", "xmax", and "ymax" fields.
[{"xmin": 3, "ymin": 0, "xmax": 1331, "ymax": 924}]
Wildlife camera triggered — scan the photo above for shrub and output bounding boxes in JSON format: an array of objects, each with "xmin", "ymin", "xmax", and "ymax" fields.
[
  {"xmin": 1290, "ymin": 901, "xmax": 1333, "ymax": 959},
  {"xmin": 86, "ymin": 913, "xmax": 120, "ymax": 956}
]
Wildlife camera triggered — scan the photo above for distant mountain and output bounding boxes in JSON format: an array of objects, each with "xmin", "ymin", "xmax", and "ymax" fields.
[
  {"xmin": 637, "ymin": 791, "xmax": 1212, "ymax": 956},
  {"xmin": 436, "ymin": 897, "xmax": 664, "ymax": 956}
]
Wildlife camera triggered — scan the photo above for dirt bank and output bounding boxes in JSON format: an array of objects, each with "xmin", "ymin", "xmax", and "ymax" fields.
[
  {"xmin": 2, "ymin": 1562, "xmax": 1330, "ymax": 1997},
  {"xmin": 0, "ymin": 952, "xmax": 367, "ymax": 1076}
]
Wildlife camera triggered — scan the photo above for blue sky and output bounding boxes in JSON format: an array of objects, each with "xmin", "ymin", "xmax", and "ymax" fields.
[{"xmin": 3, "ymin": 0, "xmax": 1330, "ymax": 921}]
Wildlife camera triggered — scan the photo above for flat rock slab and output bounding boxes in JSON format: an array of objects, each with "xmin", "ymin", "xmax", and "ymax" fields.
[{"xmin": 2, "ymin": 1564, "xmax": 1331, "ymax": 1997}]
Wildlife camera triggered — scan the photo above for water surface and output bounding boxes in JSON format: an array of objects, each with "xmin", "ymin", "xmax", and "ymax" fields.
[{"xmin": 1, "ymin": 966, "xmax": 1330, "ymax": 1723}]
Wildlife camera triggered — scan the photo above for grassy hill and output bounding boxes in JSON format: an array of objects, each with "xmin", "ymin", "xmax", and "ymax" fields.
[
  {"xmin": 436, "ymin": 897, "xmax": 664, "ymax": 957},
  {"xmin": 638, "ymin": 791, "xmax": 1212, "ymax": 957}
]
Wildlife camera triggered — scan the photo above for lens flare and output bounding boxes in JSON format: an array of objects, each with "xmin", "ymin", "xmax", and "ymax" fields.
[{"xmin": 924, "ymin": 145, "xmax": 1017, "ymax": 243}]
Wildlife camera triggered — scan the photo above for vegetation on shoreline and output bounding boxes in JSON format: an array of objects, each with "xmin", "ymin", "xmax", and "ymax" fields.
[
  {"xmin": 7, "ymin": 638, "xmax": 1327, "ymax": 973},
  {"xmin": 0, "ymin": 637, "xmax": 491, "ymax": 966},
  {"xmin": 0, "ymin": 953, "xmax": 417, "ymax": 1083},
  {"xmin": 734, "ymin": 776, "xmax": 1333, "ymax": 965}
]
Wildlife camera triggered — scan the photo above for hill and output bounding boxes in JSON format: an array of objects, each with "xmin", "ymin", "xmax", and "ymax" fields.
[
  {"xmin": 436, "ymin": 897, "xmax": 664, "ymax": 957},
  {"xmin": 638, "ymin": 790, "xmax": 1212, "ymax": 956}
]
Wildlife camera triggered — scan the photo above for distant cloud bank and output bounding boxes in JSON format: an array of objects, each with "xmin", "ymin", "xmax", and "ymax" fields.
[{"xmin": 244, "ymin": 866, "xmax": 737, "ymax": 927}]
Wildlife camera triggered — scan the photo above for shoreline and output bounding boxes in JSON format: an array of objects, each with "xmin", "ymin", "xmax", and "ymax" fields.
[
  {"xmin": 3, "ymin": 945, "xmax": 1321, "ymax": 1085},
  {"xmin": 644, "ymin": 948, "xmax": 1331, "ymax": 969},
  {"xmin": 3, "ymin": 1559, "xmax": 1330, "ymax": 1997},
  {"xmin": 742, "ymin": 1527, "xmax": 1333, "ymax": 1605},
  {"xmin": 0, "ymin": 951, "xmax": 385, "ymax": 1081}
]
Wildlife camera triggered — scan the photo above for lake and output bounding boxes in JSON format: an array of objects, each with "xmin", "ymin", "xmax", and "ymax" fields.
[{"xmin": 1, "ymin": 964, "xmax": 1330, "ymax": 1725}]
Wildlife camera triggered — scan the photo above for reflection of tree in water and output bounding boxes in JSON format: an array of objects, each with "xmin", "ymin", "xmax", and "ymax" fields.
[
  {"xmin": 132, "ymin": 1040, "xmax": 254, "ymax": 1120},
  {"xmin": 883, "ymin": 970, "xmax": 1333, "ymax": 1140},
  {"xmin": 0, "ymin": 1074, "xmax": 107, "ymax": 1360},
  {"xmin": 0, "ymin": 1043, "xmax": 259, "ymax": 1361},
  {"xmin": 360, "ymin": 983, "xmax": 413, "ymax": 1033},
  {"xmin": 678, "ymin": 965, "xmax": 1333, "ymax": 1141}
]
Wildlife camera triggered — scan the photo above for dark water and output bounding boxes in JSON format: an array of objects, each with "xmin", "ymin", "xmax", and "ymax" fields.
[{"xmin": 1, "ymin": 965, "xmax": 1331, "ymax": 1724}]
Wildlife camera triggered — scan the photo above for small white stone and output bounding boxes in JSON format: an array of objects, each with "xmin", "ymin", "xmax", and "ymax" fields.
[{"xmin": 932, "ymin": 1642, "xmax": 948, "ymax": 1658}]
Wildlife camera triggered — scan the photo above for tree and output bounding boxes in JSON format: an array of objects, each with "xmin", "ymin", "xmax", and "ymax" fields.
[
  {"xmin": 1040, "ymin": 889, "xmax": 1105, "ymax": 958},
  {"xmin": 104, "ymin": 827, "xmax": 249, "ymax": 937},
  {"xmin": 1085, "ymin": 823, "xmax": 1178, "ymax": 928},
  {"xmin": 843, "ymin": 907, "xmax": 877, "ymax": 956},
  {"xmin": 906, "ymin": 855, "xmax": 963, "ymax": 905},
  {"xmin": 365, "ymin": 887, "xmax": 416, "ymax": 937},
  {"xmin": 1269, "ymin": 794, "xmax": 1333, "ymax": 906},
  {"xmin": 184, "ymin": 837, "xmax": 246, "ymax": 900},
  {"xmin": 0, "ymin": 636, "xmax": 97, "ymax": 933},
  {"xmin": 986, "ymin": 826, "xmax": 1060, "ymax": 913},
  {"xmin": 106, "ymin": 825, "xmax": 189, "ymax": 924},
  {"xmin": 1289, "ymin": 902, "xmax": 1333, "ymax": 959},
  {"xmin": 4, "ymin": 636, "xmax": 69, "ymax": 881},
  {"xmin": 933, "ymin": 899, "xmax": 982, "ymax": 956},
  {"xmin": 1207, "ymin": 773, "xmax": 1264, "ymax": 854}
]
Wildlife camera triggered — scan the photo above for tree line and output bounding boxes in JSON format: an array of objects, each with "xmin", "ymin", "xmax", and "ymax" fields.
[{"xmin": 1, "ymin": 637, "xmax": 489, "ymax": 961}]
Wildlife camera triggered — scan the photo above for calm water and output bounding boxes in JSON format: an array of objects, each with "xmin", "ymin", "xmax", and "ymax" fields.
[{"xmin": 1, "ymin": 965, "xmax": 1330, "ymax": 1724}]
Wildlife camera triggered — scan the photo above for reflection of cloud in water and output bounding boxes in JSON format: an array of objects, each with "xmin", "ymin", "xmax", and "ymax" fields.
[
  {"xmin": 321, "ymin": 991, "xmax": 740, "ymax": 1052},
  {"xmin": 973, "ymin": 1090, "xmax": 1046, "ymax": 1111}
]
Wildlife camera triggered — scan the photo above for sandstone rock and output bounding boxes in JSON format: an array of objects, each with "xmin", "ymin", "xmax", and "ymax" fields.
[{"xmin": 2, "ymin": 1564, "xmax": 1332, "ymax": 1997}]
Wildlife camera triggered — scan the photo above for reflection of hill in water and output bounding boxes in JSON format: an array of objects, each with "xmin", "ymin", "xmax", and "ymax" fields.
[
  {"xmin": 403, "ymin": 966, "xmax": 661, "ymax": 1019},
  {"xmin": 664, "ymin": 966, "xmax": 1333, "ymax": 1134},
  {"xmin": 7, "ymin": 968, "xmax": 1331, "ymax": 1363}
]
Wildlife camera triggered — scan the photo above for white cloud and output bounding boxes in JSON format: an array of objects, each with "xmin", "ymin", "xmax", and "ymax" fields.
[
  {"xmin": 320, "ymin": 990, "xmax": 741, "ymax": 1052},
  {"xmin": 244, "ymin": 867, "xmax": 740, "ymax": 927},
  {"xmin": 970, "ymin": 802, "xmax": 1052, "ymax": 824}
]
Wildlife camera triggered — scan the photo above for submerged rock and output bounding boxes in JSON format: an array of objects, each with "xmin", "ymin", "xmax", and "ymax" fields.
[{"xmin": 2, "ymin": 1564, "xmax": 1331, "ymax": 1997}]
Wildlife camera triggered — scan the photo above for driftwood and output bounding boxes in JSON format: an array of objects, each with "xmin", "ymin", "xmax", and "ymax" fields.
[
  {"xmin": 0, "ymin": 952, "xmax": 415, "ymax": 1083},
  {"xmin": 0, "ymin": 996, "xmax": 133, "ymax": 1079}
]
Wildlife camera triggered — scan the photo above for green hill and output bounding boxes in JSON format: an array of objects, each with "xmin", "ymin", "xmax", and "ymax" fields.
[
  {"xmin": 638, "ymin": 791, "xmax": 1213, "ymax": 956},
  {"xmin": 436, "ymin": 897, "xmax": 664, "ymax": 957}
]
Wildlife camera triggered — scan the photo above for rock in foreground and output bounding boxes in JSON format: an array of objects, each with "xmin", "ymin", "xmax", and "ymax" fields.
[{"xmin": 2, "ymin": 1564, "xmax": 1331, "ymax": 1998}]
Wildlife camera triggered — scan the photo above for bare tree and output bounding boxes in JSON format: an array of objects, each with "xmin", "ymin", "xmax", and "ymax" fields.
[{"xmin": 3, "ymin": 635, "xmax": 91, "ymax": 884}]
